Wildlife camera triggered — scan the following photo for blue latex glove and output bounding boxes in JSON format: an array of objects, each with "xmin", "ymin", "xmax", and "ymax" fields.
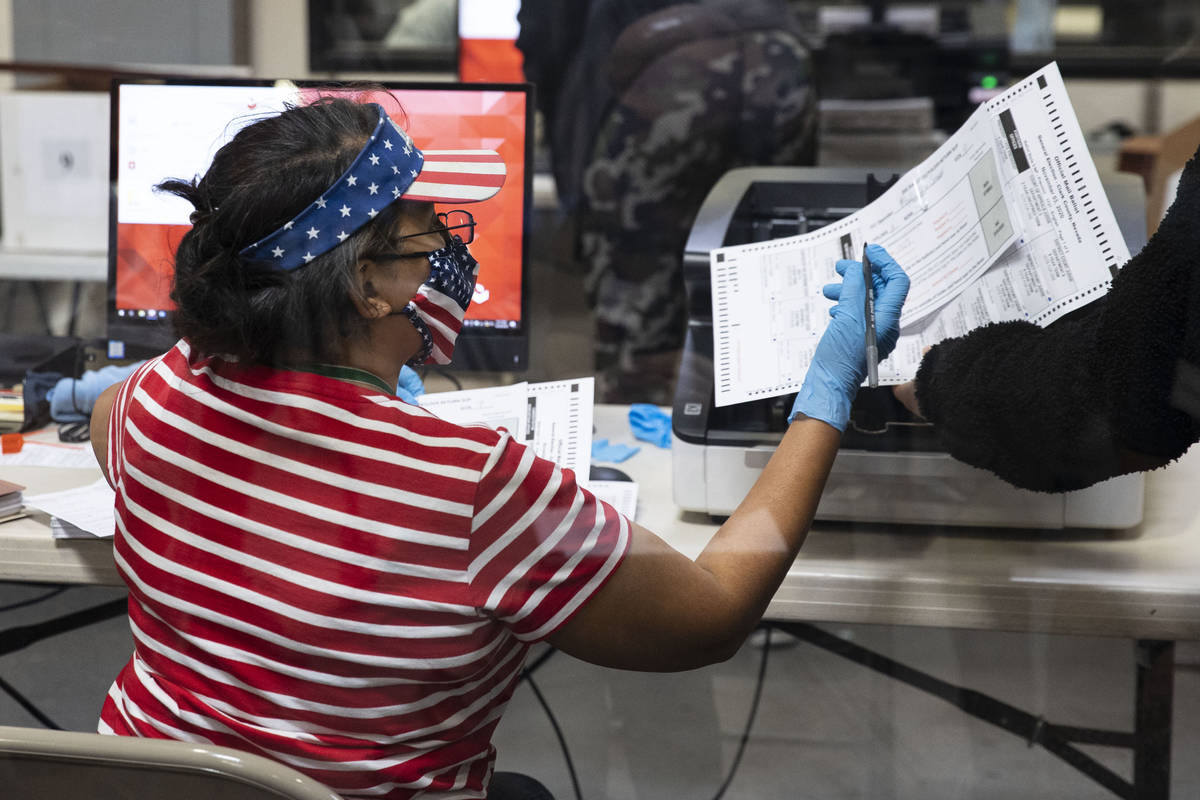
[
  {"xmin": 789, "ymin": 243, "xmax": 910, "ymax": 431},
  {"xmin": 395, "ymin": 365, "xmax": 426, "ymax": 404},
  {"xmin": 591, "ymin": 438, "xmax": 640, "ymax": 463},
  {"xmin": 47, "ymin": 362, "xmax": 147, "ymax": 423},
  {"xmin": 628, "ymin": 403, "xmax": 671, "ymax": 448}
]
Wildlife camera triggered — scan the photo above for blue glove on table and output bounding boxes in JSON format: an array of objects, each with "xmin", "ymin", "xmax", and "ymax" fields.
[
  {"xmin": 789, "ymin": 243, "xmax": 910, "ymax": 431},
  {"xmin": 591, "ymin": 438, "xmax": 640, "ymax": 463},
  {"xmin": 395, "ymin": 365, "xmax": 426, "ymax": 404},
  {"xmin": 629, "ymin": 403, "xmax": 671, "ymax": 448}
]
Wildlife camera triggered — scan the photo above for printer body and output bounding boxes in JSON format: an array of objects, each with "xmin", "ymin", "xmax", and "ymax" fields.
[{"xmin": 671, "ymin": 167, "xmax": 1145, "ymax": 529}]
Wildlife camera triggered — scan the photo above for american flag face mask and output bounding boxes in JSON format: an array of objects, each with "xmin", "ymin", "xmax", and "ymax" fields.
[
  {"xmin": 238, "ymin": 103, "xmax": 505, "ymax": 271},
  {"xmin": 399, "ymin": 235, "xmax": 479, "ymax": 365}
]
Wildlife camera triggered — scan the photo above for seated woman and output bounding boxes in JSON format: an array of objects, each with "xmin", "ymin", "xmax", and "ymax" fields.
[
  {"xmin": 893, "ymin": 146, "xmax": 1200, "ymax": 492},
  {"xmin": 89, "ymin": 95, "xmax": 909, "ymax": 799}
]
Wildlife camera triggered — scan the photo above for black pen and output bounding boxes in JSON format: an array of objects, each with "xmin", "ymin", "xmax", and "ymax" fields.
[{"xmin": 862, "ymin": 244, "xmax": 879, "ymax": 388}]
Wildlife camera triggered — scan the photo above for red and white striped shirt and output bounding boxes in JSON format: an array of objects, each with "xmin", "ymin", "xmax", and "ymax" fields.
[{"xmin": 98, "ymin": 341, "xmax": 629, "ymax": 799}]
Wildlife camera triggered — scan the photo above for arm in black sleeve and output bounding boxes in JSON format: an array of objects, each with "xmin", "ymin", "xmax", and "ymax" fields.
[
  {"xmin": 914, "ymin": 148, "xmax": 1200, "ymax": 492},
  {"xmin": 914, "ymin": 306, "xmax": 1124, "ymax": 492}
]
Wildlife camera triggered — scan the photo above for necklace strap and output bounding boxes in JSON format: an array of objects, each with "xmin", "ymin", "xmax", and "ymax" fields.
[{"xmin": 293, "ymin": 363, "xmax": 394, "ymax": 395}]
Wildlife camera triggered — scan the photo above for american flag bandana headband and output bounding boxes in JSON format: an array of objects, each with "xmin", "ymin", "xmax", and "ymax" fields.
[{"xmin": 239, "ymin": 103, "xmax": 506, "ymax": 271}]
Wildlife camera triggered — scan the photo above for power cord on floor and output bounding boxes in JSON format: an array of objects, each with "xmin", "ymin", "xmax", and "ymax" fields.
[
  {"xmin": 519, "ymin": 626, "xmax": 774, "ymax": 800},
  {"xmin": 522, "ymin": 644, "xmax": 557, "ymax": 678},
  {"xmin": 710, "ymin": 625, "xmax": 773, "ymax": 800},
  {"xmin": 521, "ymin": 649, "xmax": 584, "ymax": 800}
]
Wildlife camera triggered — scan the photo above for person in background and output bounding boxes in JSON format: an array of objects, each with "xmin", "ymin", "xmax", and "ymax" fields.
[
  {"xmin": 892, "ymin": 145, "xmax": 1200, "ymax": 492},
  {"xmin": 89, "ymin": 94, "xmax": 908, "ymax": 799},
  {"xmin": 519, "ymin": 0, "xmax": 817, "ymax": 403}
]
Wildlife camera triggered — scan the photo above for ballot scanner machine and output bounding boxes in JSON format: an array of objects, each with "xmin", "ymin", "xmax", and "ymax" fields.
[{"xmin": 671, "ymin": 167, "xmax": 1145, "ymax": 528}]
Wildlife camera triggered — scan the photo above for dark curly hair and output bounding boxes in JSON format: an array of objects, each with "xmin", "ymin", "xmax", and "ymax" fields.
[{"xmin": 157, "ymin": 94, "xmax": 409, "ymax": 365}]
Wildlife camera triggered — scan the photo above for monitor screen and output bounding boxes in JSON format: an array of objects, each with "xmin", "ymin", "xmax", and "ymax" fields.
[
  {"xmin": 308, "ymin": 0, "xmax": 457, "ymax": 73},
  {"xmin": 458, "ymin": 0, "xmax": 524, "ymax": 83},
  {"xmin": 106, "ymin": 78, "xmax": 532, "ymax": 371}
]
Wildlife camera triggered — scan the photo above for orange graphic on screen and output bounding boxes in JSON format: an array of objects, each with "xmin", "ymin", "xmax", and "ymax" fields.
[
  {"xmin": 460, "ymin": 39, "xmax": 524, "ymax": 84},
  {"xmin": 115, "ymin": 222, "xmax": 188, "ymax": 313},
  {"xmin": 116, "ymin": 89, "xmax": 527, "ymax": 327}
]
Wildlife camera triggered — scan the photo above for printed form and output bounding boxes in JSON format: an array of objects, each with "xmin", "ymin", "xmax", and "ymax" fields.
[
  {"xmin": 418, "ymin": 378, "xmax": 595, "ymax": 487},
  {"xmin": 711, "ymin": 62, "xmax": 1129, "ymax": 406},
  {"xmin": 419, "ymin": 378, "xmax": 638, "ymax": 517}
]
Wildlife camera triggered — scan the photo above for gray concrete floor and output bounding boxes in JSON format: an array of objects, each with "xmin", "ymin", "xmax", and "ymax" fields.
[{"xmin": 0, "ymin": 581, "xmax": 1197, "ymax": 799}]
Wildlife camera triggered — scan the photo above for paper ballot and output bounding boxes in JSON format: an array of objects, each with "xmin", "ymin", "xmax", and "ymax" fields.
[
  {"xmin": 24, "ymin": 479, "xmax": 116, "ymax": 538},
  {"xmin": 711, "ymin": 63, "xmax": 1130, "ymax": 406},
  {"xmin": 418, "ymin": 378, "xmax": 595, "ymax": 487}
]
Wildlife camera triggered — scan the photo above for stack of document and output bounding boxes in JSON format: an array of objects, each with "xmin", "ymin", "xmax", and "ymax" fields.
[
  {"xmin": 0, "ymin": 388, "xmax": 23, "ymax": 432},
  {"xmin": 24, "ymin": 479, "xmax": 115, "ymax": 539},
  {"xmin": 0, "ymin": 477, "xmax": 24, "ymax": 521}
]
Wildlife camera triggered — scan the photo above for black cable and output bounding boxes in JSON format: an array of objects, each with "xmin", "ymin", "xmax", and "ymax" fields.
[
  {"xmin": 523, "ymin": 644, "xmax": 557, "ymax": 677},
  {"xmin": 523, "ymin": 670, "xmax": 583, "ymax": 800},
  {"xmin": 0, "ymin": 585, "xmax": 68, "ymax": 613},
  {"xmin": 0, "ymin": 673, "xmax": 62, "ymax": 730},
  {"xmin": 710, "ymin": 625, "xmax": 773, "ymax": 800},
  {"xmin": 66, "ymin": 282, "xmax": 83, "ymax": 339},
  {"xmin": 29, "ymin": 282, "xmax": 52, "ymax": 338}
]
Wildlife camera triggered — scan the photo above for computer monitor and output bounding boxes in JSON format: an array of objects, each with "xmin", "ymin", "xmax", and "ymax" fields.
[
  {"xmin": 106, "ymin": 78, "xmax": 532, "ymax": 371},
  {"xmin": 458, "ymin": 0, "xmax": 524, "ymax": 83},
  {"xmin": 308, "ymin": 0, "xmax": 457, "ymax": 73}
]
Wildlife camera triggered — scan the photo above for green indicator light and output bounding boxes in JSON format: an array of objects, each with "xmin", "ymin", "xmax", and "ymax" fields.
[{"xmin": 981, "ymin": 75, "xmax": 999, "ymax": 90}]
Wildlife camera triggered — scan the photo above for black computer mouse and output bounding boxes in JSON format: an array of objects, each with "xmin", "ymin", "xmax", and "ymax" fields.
[{"xmin": 589, "ymin": 465, "xmax": 633, "ymax": 482}]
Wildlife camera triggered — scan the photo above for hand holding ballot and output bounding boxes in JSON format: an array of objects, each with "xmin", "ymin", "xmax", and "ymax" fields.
[
  {"xmin": 790, "ymin": 245, "xmax": 910, "ymax": 431},
  {"xmin": 711, "ymin": 62, "xmax": 1131, "ymax": 408},
  {"xmin": 890, "ymin": 143, "xmax": 1200, "ymax": 492}
]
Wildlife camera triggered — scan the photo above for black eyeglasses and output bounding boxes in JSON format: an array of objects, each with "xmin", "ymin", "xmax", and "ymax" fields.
[{"xmin": 370, "ymin": 209, "xmax": 475, "ymax": 261}]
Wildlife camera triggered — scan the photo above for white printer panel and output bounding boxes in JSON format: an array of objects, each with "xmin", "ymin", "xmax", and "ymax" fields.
[{"xmin": 675, "ymin": 436, "xmax": 1144, "ymax": 529}]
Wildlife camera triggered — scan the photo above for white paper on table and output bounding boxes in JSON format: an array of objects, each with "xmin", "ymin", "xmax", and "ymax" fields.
[
  {"xmin": 50, "ymin": 518, "xmax": 99, "ymax": 539},
  {"xmin": 0, "ymin": 481, "xmax": 22, "ymax": 516},
  {"xmin": 710, "ymin": 62, "xmax": 1127, "ymax": 404},
  {"xmin": 589, "ymin": 479, "xmax": 639, "ymax": 521},
  {"xmin": 419, "ymin": 377, "xmax": 595, "ymax": 487},
  {"xmin": 0, "ymin": 441, "xmax": 99, "ymax": 469},
  {"xmin": 417, "ymin": 382, "xmax": 529, "ymax": 434},
  {"xmin": 524, "ymin": 378, "xmax": 594, "ymax": 487},
  {"xmin": 25, "ymin": 478, "xmax": 116, "ymax": 538}
]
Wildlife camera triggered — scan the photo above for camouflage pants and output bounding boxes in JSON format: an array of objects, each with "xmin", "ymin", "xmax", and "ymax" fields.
[
  {"xmin": 581, "ymin": 236, "xmax": 687, "ymax": 405},
  {"xmin": 578, "ymin": 27, "xmax": 815, "ymax": 404}
]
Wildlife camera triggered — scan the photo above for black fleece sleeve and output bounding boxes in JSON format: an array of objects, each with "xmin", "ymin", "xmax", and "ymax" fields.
[
  {"xmin": 914, "ymin": 149, "xmax": 1200, "ymax": 493},
  {"xmin": 914, "ymin": 307, "xmax": 1123, "ymax": 492}
]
